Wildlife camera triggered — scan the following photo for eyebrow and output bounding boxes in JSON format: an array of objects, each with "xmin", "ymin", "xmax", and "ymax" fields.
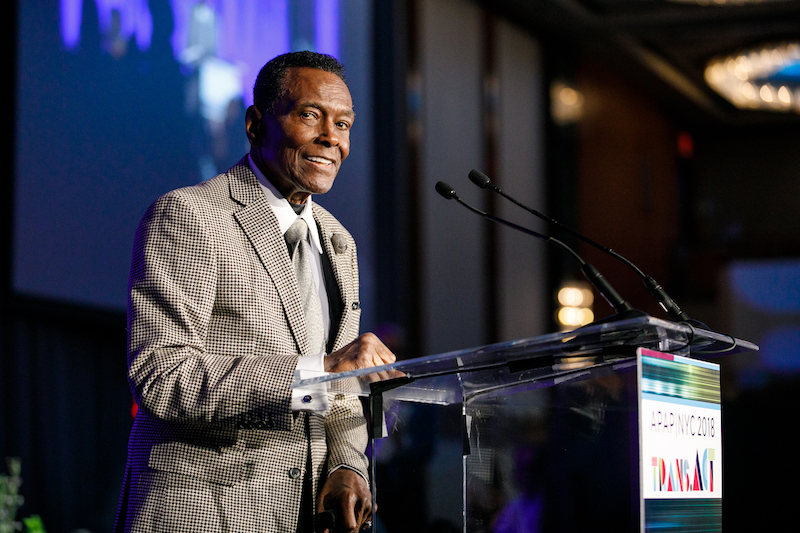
[{"xmin": 299, "ymin": 101, "xmax": 356, "ymax": 118}]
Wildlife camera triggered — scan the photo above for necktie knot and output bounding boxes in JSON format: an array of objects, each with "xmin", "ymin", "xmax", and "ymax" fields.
[{"xmin": 285, "ymin": 218, "xmax": 310, "ymax": 249}]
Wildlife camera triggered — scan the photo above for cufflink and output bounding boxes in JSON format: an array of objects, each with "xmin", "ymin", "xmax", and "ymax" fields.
[{"xmin": 302, "ymin": 395, "xmax": 313, "ymax": 404}]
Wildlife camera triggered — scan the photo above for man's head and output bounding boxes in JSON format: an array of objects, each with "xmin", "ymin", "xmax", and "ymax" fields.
[
  {"xmin": 247, "ymin": 52, "xmax": 354, "ymax": 204},
  {"xmin": 253, "ymin": 51, "xmax": 347, "ymax": 115}
]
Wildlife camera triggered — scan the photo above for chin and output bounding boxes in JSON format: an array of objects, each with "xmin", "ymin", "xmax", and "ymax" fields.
[{"xmin": 306, "ymin": 178, "xmax": 337, "ymax": 195}]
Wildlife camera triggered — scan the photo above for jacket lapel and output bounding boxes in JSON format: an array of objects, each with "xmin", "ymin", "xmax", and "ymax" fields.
[
  {"xmin": 228, "ymin": 159, "xmax": 310, "ymax": 355},
  {"xmin": 315, "ymin": 208, "xmax": 352, "ymax": 352}
]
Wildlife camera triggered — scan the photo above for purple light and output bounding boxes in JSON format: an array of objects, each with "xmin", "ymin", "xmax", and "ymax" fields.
[
  {"xmin": 60, "ymin": 0, "xmax": 82, "ymax": 49},
  {"xmin": 315, "ymin": 0, "xmax": 338, "ymax": 58},
  {"xmin": 212, "ymin": 0, "xmax": 291, "ymax": 106},
  {"xmin": 58, "ymin": 0, "xmax": 339, "ymax": 106},
  {"xmin": 61, "ymin": 0, "xmax": 153, "ymax": 50}
]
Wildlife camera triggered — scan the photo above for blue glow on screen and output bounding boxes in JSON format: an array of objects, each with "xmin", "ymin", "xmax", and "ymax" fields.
[
  {"xmin": 16, "ymin": 0, "xmax": 352, "ymax": 312},
  {"xmin": 315, "ymin": 0, "xmax": 339, "ymax": 59},
  {"xmin": 759, "ymin": 326, "xmax": 800, "ymax": 372},
  {"xmin": 61, "ymin": 0, "xmax": 153, "ymax": 51},
  {"xmin": 59, "ymin": 0, "xmax": 339, "ymax": 107},
  {"xmin": 728, "ymin": 260, "xmax": 800, "ymax": 313},
  {"xmin": 728, "ymin": 260, "xmax": 800, "ymax": 376}
]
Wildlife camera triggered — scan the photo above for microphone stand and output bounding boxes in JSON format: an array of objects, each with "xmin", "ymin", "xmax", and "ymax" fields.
[
  {"xmin": 435, "ymin": 181, "xmax": 642, "ymax": 322},
  {"xmin": 468, "ymin": 169, "xmax": 695, "ymax": 324}
]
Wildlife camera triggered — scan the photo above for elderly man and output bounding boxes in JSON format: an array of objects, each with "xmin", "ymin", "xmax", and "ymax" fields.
[{"xmin": 113, "ymin": 51, "xmax": 395, "ymax": 533}]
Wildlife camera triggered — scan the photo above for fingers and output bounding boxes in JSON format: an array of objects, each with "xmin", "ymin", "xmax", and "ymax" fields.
[
  {"xmin": 363, "ymin": 369, "xmax": 406, "ymax": 384},
  {"xmin": 314, "ymin": 510, "xmax": 336, "ymax": 533},
  {"xmin": 356, "ymin": 333, "xmax": 395, "ymax": 366},
  {"xmin": 326, "ymin": 333, "xmax": 396, "ymax": 373},
  {"xmin": 357, "ymin": 501, "xmax": 376, "ymax": 531},
  {"xmin": 339, "ymin": 497, "xmax": 359, "ymax": 531},
  {"xmin": 316, "ymin": 469, "xmax": 373, "ymax": 533}
]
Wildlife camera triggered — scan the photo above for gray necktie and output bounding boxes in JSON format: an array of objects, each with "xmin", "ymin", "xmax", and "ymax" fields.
[{"xmin": 285, "ymin": 218, "xmax": 326, "ymax": 354}]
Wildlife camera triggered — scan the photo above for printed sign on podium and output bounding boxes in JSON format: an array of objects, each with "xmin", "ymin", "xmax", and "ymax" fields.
[{"xmin": 638, "ymin": 348, "xmax": 722, "ymax": 531}]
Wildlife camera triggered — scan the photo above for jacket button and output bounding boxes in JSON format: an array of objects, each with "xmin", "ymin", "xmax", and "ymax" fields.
[{"xmin": 289, "ymin": 468, "xmax": 302, "ymax": 479}]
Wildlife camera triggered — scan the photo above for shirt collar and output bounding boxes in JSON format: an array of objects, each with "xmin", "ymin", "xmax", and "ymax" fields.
[{"xmin": 248, "ymin": 154, "xmax": 324, "ymax": 255}]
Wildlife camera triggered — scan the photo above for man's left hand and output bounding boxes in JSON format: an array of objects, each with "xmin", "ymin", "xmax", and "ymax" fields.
[{"xmin": 316, "ymin": 468, "xmax": 372, "ymax": 533}]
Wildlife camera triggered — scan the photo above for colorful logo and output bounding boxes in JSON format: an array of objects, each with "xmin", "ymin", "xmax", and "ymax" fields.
[{"xmin": 652, "ymin": 448, "xmax": 716, "ymax": 493}]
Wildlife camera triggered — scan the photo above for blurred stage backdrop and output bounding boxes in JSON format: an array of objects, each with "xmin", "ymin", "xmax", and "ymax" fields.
[
  {"xmin": 5, "ymin": 0, "xmax": 376, "ymax": 530},
  {"xmin": 14, "ymin": 0, "xmax": 376, "ymax": 320}
]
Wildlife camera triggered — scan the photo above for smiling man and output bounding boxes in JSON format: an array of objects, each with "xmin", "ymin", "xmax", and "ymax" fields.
[
  {"xmin": 247, "ymin": 64, "xmax": 355, "ymax": 203},
  {"xmin": 113, "ymin": 52, "xmax": 395, "ymax": 533}
]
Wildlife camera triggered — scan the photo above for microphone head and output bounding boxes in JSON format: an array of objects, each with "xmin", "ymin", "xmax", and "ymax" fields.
[
  {"xmin": 435, "ymin": 181, "xmax": 457, "ymax": 200},
  {"xmin": 468, "ymin": 169, "xmax": 491, "ymax": 189}
]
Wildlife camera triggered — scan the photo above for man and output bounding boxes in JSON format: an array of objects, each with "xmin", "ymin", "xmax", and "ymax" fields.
[{"xmin": 113, "ymin": 51, "xmax": 395, "ymax": 533}]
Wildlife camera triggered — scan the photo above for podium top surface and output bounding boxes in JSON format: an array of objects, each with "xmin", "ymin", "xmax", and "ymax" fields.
[{"xmin": 294, "ymin": 315, "xmax": 758, "ymax": 405}]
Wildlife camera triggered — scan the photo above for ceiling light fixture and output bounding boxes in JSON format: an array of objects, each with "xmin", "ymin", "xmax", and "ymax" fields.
[{"xmin": 705, "ymin": 42, "xmax": 800, "ymax": 113}]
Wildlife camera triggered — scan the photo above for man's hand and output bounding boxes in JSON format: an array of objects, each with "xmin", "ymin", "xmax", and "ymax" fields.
[
  {"xmin": 316, "ymin": 468, "xmax": 372, "ymax": 533},
  {"xmin": 325, "ymin": 333, "xmax": 395, "ymax": 374}
]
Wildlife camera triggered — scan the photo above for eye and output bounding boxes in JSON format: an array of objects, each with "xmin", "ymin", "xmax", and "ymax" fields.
[{"xmin": 336, "ymin": 121, "xmax": 351, "ymax": 130}]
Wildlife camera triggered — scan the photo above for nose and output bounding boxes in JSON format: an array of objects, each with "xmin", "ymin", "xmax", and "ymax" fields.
[{"xmin": 317, "ymin": 118, "xmax": 341, "ymax": 147}]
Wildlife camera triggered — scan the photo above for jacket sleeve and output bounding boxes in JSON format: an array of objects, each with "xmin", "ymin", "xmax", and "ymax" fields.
[
  {"xmin": 127, "ymin": 191, "xmax": 297, "ymax": 431},
  {"xmin": 325, "ymin": 393, "xmax": 370, "ymax": 479},
  {"xmin": 323, "ymin": 235, "xmax": 369, "ymax": 479}
]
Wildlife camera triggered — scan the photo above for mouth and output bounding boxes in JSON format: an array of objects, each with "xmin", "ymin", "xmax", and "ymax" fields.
[{"xmin": 305, "ymin": 155, "xmax": 336, "ymax": 167}]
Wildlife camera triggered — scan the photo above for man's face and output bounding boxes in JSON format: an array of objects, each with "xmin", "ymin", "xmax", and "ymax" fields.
[{"xmin": 248, "ymin": 67, "xmax": 354, "ymax": 204}]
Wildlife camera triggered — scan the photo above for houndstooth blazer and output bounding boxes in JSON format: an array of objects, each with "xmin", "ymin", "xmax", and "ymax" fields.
[{"xmin": 113, "ymin": 158, "xmax": 368, "ymax": 533}]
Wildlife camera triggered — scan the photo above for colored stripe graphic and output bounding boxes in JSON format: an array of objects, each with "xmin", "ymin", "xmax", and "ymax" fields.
[{"xmin": 641, "ymin": 356, "xmax": 720, "ymax": 404}]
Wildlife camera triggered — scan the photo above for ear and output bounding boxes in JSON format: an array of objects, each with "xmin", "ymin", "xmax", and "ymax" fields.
[{"xmin": 245, "ymin": 105, "xmax": 264, "ymax": 145}]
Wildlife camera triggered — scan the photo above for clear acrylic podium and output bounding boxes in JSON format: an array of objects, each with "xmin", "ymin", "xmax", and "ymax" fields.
[{"xmin": 294, "ymin": 316, "xmax": 757, "ymax": 533}]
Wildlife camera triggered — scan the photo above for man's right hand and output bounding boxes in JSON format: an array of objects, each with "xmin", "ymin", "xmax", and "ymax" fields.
[{"xmin": 325, "ymin": 333, "xmax": 395, "ymax": 374}]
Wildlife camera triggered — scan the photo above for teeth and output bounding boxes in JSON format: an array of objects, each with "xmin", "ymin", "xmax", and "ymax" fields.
[{"xmin": 307, "ymin": 156, "xmax": 333, "ymax": 164}]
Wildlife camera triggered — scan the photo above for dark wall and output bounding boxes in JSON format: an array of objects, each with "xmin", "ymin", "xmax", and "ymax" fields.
[
  {"xmin": 574, "ymin": 60, "xmax": 679, "ymax": 319},
  {"xmin": 693, "ymin": 124, "xmax": 800, "ymax": 260},
  {"xmin": 1, "ymin": 2, "xmax": 160, "ymax": 530},
  {"xmin": 0, "ymin": 303, "xmax": 132, "ymax": 532},
  {"xmin": 569, "ymin": 53, "xmax": 800, "ymax": 532}
]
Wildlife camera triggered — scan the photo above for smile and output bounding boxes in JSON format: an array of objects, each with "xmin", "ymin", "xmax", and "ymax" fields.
[{"xmin": 305, "ymin": 155, "xmax": 335, "ymax": 166}]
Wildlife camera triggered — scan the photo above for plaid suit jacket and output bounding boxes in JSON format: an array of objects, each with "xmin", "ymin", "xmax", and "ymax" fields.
[{"xmin": 114, "ymin": 158, "xmax": 368, "ymax": 533}]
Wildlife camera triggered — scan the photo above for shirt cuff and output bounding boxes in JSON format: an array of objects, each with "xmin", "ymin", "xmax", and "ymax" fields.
[{"xmin": 292, "ymin": 353, "xmax": 330, "ymax": 413}]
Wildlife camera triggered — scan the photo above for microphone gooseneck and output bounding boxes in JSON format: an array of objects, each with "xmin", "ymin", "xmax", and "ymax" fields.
[
  {"xmin": 468, "ymin": 169, "xmax": 691, "ymax": 323},
  {"xmin": 435, "ymin": 181, "xmax": 634, "ymax": 316}
]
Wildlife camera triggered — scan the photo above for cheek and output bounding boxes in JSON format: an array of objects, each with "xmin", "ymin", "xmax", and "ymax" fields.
[{"xmin": 281, "ymin": 145, "xmax": 304, "ymax": 166}]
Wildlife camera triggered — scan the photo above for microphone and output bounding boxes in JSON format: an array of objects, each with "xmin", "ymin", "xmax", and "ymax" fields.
[
  {"xmin": 468, "ymin": 169, "xmax": 692, "ymax": 323},
  {"xmin": 435, "ymin": 181, "xmax": 636, "ymax": 318}
]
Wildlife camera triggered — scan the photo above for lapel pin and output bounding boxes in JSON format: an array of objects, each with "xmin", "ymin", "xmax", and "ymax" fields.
[{"xmin": 331, "ymin": 234, "xmax": 347, "ymax": 254}]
